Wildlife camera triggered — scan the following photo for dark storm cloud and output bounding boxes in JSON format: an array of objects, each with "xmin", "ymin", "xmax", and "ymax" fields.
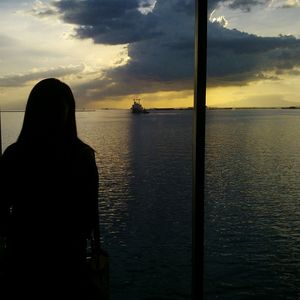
[
  {"xmin": 53, "ymin": 0, "xmax": 161, "ymax": 44},
  {"xmin": 207, "ymin": 0, "xmax": 300, "ymax": 86},
  {"xmin": 207, "ymin": 22, "xmax": 300, "ymax": 86},
  {"xmin": 208, "ymin": 0, "xmax": 227, "ymax": 12},
  {"xmin": 48, "ymin": 0, "xmax": 194, "ymax": 100},
  {"xmin": 172, "ymin": 0, "xmax": 194, "ymax": 15},
  {"xmin": 227, "ymin": 0, "xmax": 270, "ymax": 12},
  {"xmin": 46, "ymin": 0, "xmax": 300, "ymax": 97},
  {"xmin": 208, "ymin": 24, "xmax": 300, "ymax": 54}
]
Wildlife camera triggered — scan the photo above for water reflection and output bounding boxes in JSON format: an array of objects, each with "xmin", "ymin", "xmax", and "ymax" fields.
[
  {"xmin": 124, "ymin": 110, "xmax": 193, "ymax": 299},
  {"xmin": 205, "ymin": 109, "xmax": 300, "ymax": 299},
  {"xmin": 76, "ymin": 110, "xmax": 132, "ymax": 250}
]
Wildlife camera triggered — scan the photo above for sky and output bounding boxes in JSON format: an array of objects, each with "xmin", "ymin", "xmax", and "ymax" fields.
[
  {"xmin": 2, "ymin": 1, "xmax": 300, "ymax": 109},
  {"xmin": 0, "ymin": 0, "xmax": 194, "ymax": 109},
  {"xmin": 207, "ymin": 0, "xmax": 300, "ymax": 107}
]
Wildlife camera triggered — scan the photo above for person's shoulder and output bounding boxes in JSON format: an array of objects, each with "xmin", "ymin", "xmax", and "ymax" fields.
[
  {"xmin": 1, "ymin": 143, "xmax": 20, "ymax": 159},
  {"xmin": 0, "ymin": 143, "xmax": 23, "ymax": 169},
  {"xmin": 74, "ymin": 139, "xmax": 95, "ymax": 160},
  {"xmin": 75, "ymin": 139, "xmax": 95, "ymax": 153}
]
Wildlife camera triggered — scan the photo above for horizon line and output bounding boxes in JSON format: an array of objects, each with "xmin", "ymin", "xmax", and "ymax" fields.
[
  {"xmin": 206, "ymin": 105, "xmax": 300, "ymax": 110},
  {"xmin": 0, "ymin": 106, "xmax": 194, "ymax": 112}
]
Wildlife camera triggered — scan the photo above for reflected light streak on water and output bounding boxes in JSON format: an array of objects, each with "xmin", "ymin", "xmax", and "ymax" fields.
[{"xmin": 205, "ymin": 109, "xmax": 300, "ymax": 299}]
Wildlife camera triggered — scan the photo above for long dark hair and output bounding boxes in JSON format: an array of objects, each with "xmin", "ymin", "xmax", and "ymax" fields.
[{"xmin": 18, "ymin": 78, "xmax": 80, "ymax": 146}]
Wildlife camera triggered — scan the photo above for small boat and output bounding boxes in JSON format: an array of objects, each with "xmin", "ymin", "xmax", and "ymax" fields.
[{"xmin": 131, "ymin": 98, "xmax": 149, "ymax": 114}]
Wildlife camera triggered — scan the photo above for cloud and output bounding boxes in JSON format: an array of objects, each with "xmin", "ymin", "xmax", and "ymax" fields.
[
  {"xmin": 29, "ymin": 0, "xmax": 59, "ymax": 17},
  {"xmin": 0, "ymin": 34, "xmax": 18, "ymax": 47},
  {"xmin": 71, "ymin": 74, "xmax": 192, "ymax": 106},
  {"xmin": 138, "ymin": 0, "xmax": 157, "ymax": 15},
  {"xmin": 44, "ymin": 0, "xmax": 195, "ymax": 102},
  {"xmin": 0, "ymin": 65, "xmax": 84, "ymax": 87},
  {"xmin": 0, "ymin": 0, "xmax": 32, "ymax": 4},
  {"xmin": 28, "ymin": 0, "xmax": 300, "ymax": 99},
  {"xmin": 207, "ymin": 22, "xmax": 300, "ymax": 86},
  {"xmin": 53, "ymin": 0, "xmax": 162, "ymax": 44},
  {"xmin": 209, "ymin": 12, "xmax": 229, "ymax": 27},
  {"xmin": 209, "ymin": 0, "xmax": 300, "ymax": 12},
  {"xmin": 207, "ymin": 0, "xmax": 300, "ymax": 87},
  {"xmin": 228, "ymin": 0, "xmax": 271, "ymax": 11},
  {"xmin": 208, "ymin": 0, "xmax": 270, "ymax": 13},
  {"xmin": 273, "ymin": 0, "xmax": 300, "ymax": 8}
]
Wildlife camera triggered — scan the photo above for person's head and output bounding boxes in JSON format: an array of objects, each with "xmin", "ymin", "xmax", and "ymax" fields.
[{"xmin": 18, "ymin": 78, "xmax": 78, "ymax": 145}]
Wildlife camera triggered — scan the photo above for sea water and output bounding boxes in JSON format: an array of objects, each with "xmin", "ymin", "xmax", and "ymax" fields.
[
  {"xmin": 1, "ymin": 109, "xmax": 193, "ymax": 300},
  {"xmin": 205, "ymin": 109, "xmax": 300, "ymax": 299}
]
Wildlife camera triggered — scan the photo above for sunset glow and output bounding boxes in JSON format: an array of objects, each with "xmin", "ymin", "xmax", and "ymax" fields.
[
  {"xmin": 207, "ymin": 0, "xmax": 300, "ymax": 107},
  {"xmin": 0, "ymin": 0, "xmax": 194, "ymax": 110}
]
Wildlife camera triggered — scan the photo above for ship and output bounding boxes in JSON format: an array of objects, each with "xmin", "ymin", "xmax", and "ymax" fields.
[{"xmin": 131, "ymin": 98, "xmax": 149, "ymax": 114}]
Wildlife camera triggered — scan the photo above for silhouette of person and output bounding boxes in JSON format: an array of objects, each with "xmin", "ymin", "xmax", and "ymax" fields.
[{"xmin": 0, "ymin": 78, "xmax": 100, "ymax": 299}]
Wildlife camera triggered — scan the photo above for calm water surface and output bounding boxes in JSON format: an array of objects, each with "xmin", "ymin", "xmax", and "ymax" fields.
[
  {"xmin": 205, "ymin": 109, "xmax": 300, "ymax": 299},
  {"xmin": 1, "ymin": 109, "xmax": 193, "ymax": 300}
]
